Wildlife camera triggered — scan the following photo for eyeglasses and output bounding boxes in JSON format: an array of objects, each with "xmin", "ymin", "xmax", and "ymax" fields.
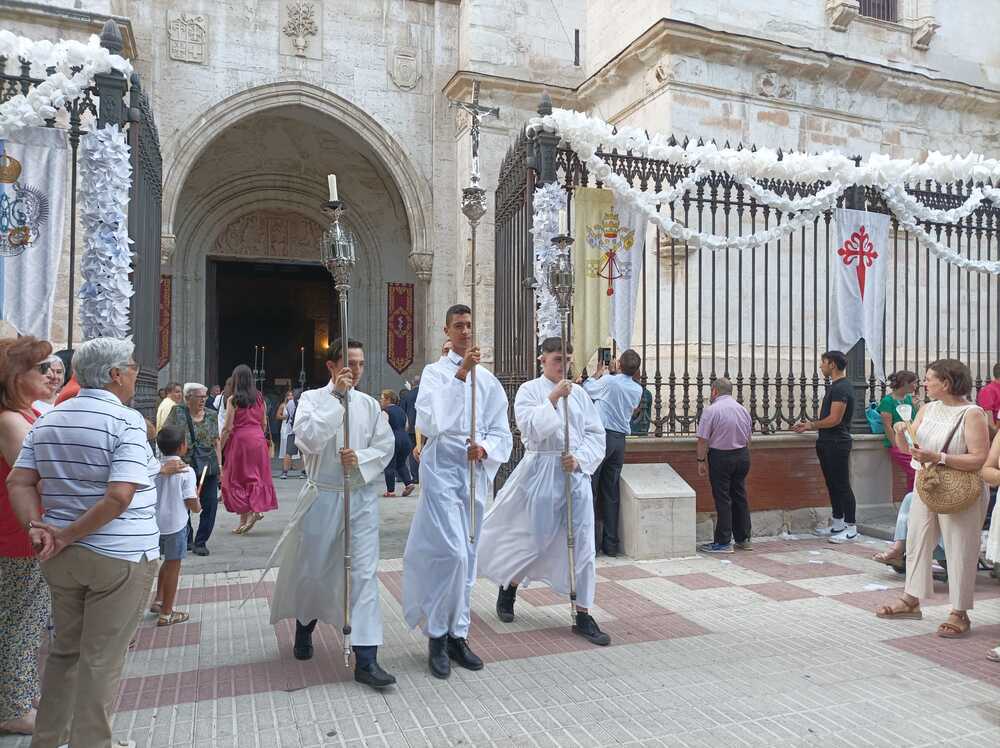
[{"xmin": 35, "ymin": 362, "xmax": 51, "ymax": 375}]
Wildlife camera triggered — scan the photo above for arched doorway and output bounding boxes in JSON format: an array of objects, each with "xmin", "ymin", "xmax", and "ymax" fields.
[{"xmin": 164, "ymin": 87, "xmax": 431, "ymax": 398}]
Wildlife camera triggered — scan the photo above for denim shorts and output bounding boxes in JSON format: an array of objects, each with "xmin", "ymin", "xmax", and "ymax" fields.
[{"xmin": 159, "ymin": 528, "xmax": 187, "ymax": 561}]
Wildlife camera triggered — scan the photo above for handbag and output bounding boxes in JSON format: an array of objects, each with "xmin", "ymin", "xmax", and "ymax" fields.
[
  {"xmin": 866, "ymin": 402, "xmax": 884, "ymax": 434},
  {"xmin": 915, "ymin": 406, "xmax": 983, "ymax": 514},
  {"xmin": 184, "ymin": 407, "xmax": 219, "ymax": 477}
]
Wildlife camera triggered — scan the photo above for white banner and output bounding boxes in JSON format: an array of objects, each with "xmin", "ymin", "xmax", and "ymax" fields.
[
  {"xmin": 0, "ymin": 127, "xmax": 69, "ymax": 338},
  {"xmin": 829, "ymin": 208, "xmax": 890, "ymax": 383},
  {"xmin": 608, "ymin": 197, "xmax": 645, "ymax": 352}
]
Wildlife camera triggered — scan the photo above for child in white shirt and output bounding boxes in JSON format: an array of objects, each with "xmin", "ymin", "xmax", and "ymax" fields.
[{"xmin": 153, "ymin": 426, "xmax": 201, "ymax": 626}]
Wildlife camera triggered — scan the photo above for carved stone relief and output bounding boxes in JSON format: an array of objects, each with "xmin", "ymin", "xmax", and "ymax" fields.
[
  {"xmin": 757, "ymin": 71, "xmax": 794, "ymax": 99},
  {"xmin": 214, "ymin": 211, "xmax": 324, "ymax": 261},
  {"xmin": 389, "ymin": 46, "xmax": 421, "ymax": 90},
  {"xmin": 280, "ymin": 1, "xmax": 321, "ymax": 59},
  {"xmin": 166, "ymin": 11, "xmax": 207, "ymax": 64},
  {"xmin": 826, "ymin": 0, "xmax": 860, "ymax": 32}
]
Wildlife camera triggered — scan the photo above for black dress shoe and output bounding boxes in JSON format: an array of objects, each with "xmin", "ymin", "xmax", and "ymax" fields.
[
  {"xmin": 446, "ymin": 635, "xmax": 484, "ymax": 670},
  {"xmin": 354, "ymin": 661, "xmax": 397, "ymax": 689},
  {"xmin": 601, "ymin": 544, "xmax": 618, "ymax": 558},
  {"xmin": 572, "ymin": 612, "xmax": 611, "ymax": 646},
  {"xmin": 428, "ymin": 635, "xmax": 450, "ymax": 679},
  {"xmin": 496, "ymin": 585, "xmax": 517, "ymax": 623},
  {"xmin": 192, "ymin": 544, "xmax": 209, "ymax": 556},
  {"xmin": 294, "ymin": 619, "xmax": 316, "ymax": 660}
]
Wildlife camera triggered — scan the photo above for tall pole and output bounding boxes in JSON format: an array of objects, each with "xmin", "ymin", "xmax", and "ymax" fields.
[
  {"xmin": 450, "ymin": 80, "xmax": 499, "ymax": 545},
  {"xmin": 320, "ymin": 197, "xmax": 357, "ymax": 668},
  {"xmin": 547, "ymin": 241, "xmax": 576, "ymax": 623}
]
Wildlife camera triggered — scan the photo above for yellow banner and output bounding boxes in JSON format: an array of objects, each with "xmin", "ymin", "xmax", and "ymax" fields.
[{"xmin": 572, "ymin": 187, "xmax": 614, "ymax": 369}]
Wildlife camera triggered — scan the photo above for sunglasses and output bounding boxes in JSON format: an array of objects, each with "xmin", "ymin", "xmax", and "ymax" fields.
[{"xmin": 36, "ymin": 362, "xmax": 52, "ymax": 375}]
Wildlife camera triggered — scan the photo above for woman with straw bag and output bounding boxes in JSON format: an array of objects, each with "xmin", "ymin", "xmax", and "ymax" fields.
[{"xmin": 875, "ymin": 359, "xmax": 990, "ymax": 638}]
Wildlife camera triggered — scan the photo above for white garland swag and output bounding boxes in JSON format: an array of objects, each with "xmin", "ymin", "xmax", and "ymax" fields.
[
  {"xmin": 0, "ymin": 31, "xmax": 133, "ymax": 139},
  {"xmin": 532, "ymin": 182, "xmax": 563, "ymax": 341},
  {"xmin": 529, "ymin": 108, "xmax": 1000, "ymax": 274},
  {"xmin": 78, "ymin": 126, "xmax": 134, "ymax": 339}
]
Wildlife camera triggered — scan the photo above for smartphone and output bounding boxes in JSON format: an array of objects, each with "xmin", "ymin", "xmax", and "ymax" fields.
[{"xmin": 598, "ymin": 347, "xmax": 611, "ymax": 365}]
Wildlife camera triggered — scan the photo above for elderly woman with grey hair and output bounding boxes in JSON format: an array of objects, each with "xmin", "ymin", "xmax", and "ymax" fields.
[
  {"xmin": 30, "ymin": 354, "xmax": 65, "ymax": 414},
  {"xmin": 7, "ymin": 337, "xmax": 162, "ymax": 747},
  {"xmin": 166, "ymin": 382, "xmax": 221, "ymax": 555}
]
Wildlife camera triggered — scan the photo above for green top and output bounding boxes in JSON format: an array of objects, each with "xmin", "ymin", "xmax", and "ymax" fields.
[
  {"xmin": 877, "ymin": 393, "xmax": 914, "ymax": 448},
  {"xmin": 166, "ymin": 405, "xmax": 220, "ymax": 475}
]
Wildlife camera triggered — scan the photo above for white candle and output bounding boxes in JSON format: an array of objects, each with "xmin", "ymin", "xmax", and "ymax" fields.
[
  {"xmin": 557, "ymin": 209, "xmax": 568, "ymax": 235},
  {"xmin": 327, "ymin": 174, "xmax": 339, "ymax": 202}
]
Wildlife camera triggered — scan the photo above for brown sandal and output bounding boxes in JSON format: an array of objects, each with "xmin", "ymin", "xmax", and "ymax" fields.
[
  {"xmin": 937, "ymin": 611, "xmax": 970, "ymax": 639},
  {"xmin": 157, "ymin": 611, "xmax": 190, "ymax": 627},
  {"xmin": 875, "ymin": 596, "xmax": 922, "ymax": 620}
]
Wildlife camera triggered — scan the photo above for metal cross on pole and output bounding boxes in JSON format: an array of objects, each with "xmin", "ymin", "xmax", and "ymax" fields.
[{"xmin": 448, "ymin": 80, "xmax": 499, "ymax": 544}]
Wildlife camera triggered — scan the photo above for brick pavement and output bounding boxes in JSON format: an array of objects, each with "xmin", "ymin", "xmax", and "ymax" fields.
[{"xmin": 3, "ymin": 535, "xmax": 1000, "ymax": 747}]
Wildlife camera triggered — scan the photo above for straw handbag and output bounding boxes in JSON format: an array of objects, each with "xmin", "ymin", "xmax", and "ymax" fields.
[{"xmin": 916, "ymin": 406, "xmax": 984, "ymax": 514}]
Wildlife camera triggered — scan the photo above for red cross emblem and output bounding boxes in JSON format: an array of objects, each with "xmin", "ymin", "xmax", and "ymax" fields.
[{"xmin": 837, "ymin": 225, "xmax": 878, "ymax": 299}]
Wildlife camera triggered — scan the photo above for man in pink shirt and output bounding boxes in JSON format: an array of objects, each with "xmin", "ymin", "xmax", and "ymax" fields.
[
  {"xmin": 976, "ymin": 364, "xmax": 1000, "ymax": 434},
  {"xmin": 695, "ymin": 378, "xmax": 753, "ymax": 553}
]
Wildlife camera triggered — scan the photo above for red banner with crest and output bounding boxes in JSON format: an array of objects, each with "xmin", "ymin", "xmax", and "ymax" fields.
[
  {"xmin": 158, "ymin": 276, "xmax": 171, "ymax": 370},
  {"xmin": 386, "ymin": 282, "xmax": 414, "ymax": 374}
]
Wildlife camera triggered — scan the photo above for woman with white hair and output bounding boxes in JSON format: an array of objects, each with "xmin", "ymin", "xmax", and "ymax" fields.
[
  {"xmin": 166, "ymin": 382, "xmax": 221, "ymax": 555},
  {"xmin": 31, "ymin": 354, "xmax": 64, "ymax": 414}
]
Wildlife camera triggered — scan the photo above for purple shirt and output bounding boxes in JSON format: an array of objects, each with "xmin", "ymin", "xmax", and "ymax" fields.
[{"xmin": 696, "ymin": 395, "xmax": 752, "ymax": 450}]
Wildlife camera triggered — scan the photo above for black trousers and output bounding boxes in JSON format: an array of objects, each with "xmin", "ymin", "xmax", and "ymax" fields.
[
  {"xmin": 384, "ymin": 434, "xmax": 414, "ymax": 492},
  {"xmin": 186, "ymin": 473, "xmax": 219, "ymax": 547},
  {"xmin": 707, "ymin": 447, "xmax": 752, "ymax": 545},
  {"xmin": 592, "ymin": 430, "xmax": 627, "ymax": 553},
  {"xmin": 406, "ymin": 432, "xmax": 419, "ymax": 484},
  {"xmin": 815, "ymin": 439, "xmax": 856, "ymax": 525}
]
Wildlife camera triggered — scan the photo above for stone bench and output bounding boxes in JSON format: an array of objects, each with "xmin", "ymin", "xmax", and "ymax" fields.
[{"xmin": 620, "ymin": 463, "xmax": 696, "ymax": 559}]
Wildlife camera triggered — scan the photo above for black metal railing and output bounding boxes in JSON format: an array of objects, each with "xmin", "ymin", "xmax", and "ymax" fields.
[
  {"xmin": 859, "ymin": 0, "xmax": 899, "ymax": 23},
  {"xmin": 493, "ymin": 99, "xmax": 1000, "ymax": 467}
]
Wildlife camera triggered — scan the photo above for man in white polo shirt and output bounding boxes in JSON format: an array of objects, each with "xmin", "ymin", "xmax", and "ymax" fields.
[{"xmin": 8, "ymin": 337, "xmax": 160, "ymax": 748}]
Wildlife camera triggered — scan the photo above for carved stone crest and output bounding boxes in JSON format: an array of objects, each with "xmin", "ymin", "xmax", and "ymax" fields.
[
  {"xmin": 281, "ymin": 1, "xmax": 319, "ymax": 58},
  {"xmin": 389, "ymin": 46, "xmax": 421, "ymax": 91},
  {"xmin": 166, "ymin": 12, "xmax": 207, "ymax": 64},
  {"xmin": 757, "ymin": 71, "xmax": 794, "ymax": 100}
]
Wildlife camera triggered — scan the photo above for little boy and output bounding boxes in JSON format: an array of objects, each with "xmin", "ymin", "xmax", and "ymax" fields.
[{"xmin": 153, "ymin": 426, "xmax": 201, "ymax": 626}]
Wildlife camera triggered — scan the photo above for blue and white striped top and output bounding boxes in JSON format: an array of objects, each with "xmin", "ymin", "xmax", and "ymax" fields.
[{"xmin": 15, "ymin": 388, "xmax": 160, "ymax": 562}]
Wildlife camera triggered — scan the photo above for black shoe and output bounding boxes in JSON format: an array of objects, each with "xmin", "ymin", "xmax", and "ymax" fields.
[
  {"xmin": 446, "ymin": 635, "xmax": 484, "ymax": 671},
  {"xmin": 294, "ymin": 620, "xmax": 316, "ymax": 660},
  {"xmin": 573, "ymin": 612, "xmax": 611, "ymax": 646},
  {"xmin": 601, "ymin": 544, "xmax": 618, "ymax": 558},
  {"xmin": 354, "ymin": 661, "xmax": 397, "ymax": 689},
  {"xmin": 187, "ymin": 541, "xmax": 194, "ymax": 552},
  {"xmin": 192, "ymin": 544, "xmax": 209, "ymax": 556},
  {"xmin": 496, "ymin": 585, "xmax": 517, "ymax": 623},
  {"xmin": 428, "ymin": 635, "xmax": 450, "ymax": 679}
]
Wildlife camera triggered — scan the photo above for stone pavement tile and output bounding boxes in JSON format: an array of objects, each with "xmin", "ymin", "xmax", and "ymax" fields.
[
  {"xmin": 663, "ymin": 572, "xmax": 732, "ymax": 590},
  {"xmin": 744, "ymin": 581, "xmax": 821, "ymax": 601},
  {"xmin": 785, "ymin": 571, "xmax": 904, "ymax": 596},
  {"xmin": 887, "ymin": 623, "xmax": 1000, "ymax": 688},
  {"xmin": 598, "ymin": 564, "xmax": 658, "ymax": 580}
]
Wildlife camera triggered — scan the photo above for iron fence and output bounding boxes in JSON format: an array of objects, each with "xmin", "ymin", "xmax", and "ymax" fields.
[
  {"xmin": 859, "ymin": 1, "xmax": 899, "ymax": 23},
  {"xmin": 493, "ymin": 97, "xmax": 1000, "ymax": 471}
]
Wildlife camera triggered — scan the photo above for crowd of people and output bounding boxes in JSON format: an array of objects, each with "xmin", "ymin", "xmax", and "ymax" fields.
[{"xmin": 2, "ymin": 316, "xmax": 1000, "ymax": 742}]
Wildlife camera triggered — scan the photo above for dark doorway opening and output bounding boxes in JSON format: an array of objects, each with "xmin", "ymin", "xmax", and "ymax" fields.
[{"xmin": 206, "ymin": 259, "xmax": 335, "ymax": 399}]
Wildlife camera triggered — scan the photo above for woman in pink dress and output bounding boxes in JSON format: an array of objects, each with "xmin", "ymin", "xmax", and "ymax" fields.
[{"xmin": 221, "ymin": 364, "xmax": 278, "ymax": 534}]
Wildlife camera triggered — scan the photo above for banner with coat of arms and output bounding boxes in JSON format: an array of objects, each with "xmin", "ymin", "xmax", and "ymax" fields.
[
  {"xmin": 0, "ymin": 128, "xmax": 68, "ymax": 338},
  {"xmin": 386, "ymin": 282, "xmax": 414, "ymax": 374}
]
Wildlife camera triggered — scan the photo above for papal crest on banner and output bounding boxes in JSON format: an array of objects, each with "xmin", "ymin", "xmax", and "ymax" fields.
[
  {"xmin": 585, "ymin": 211, "xmax": 635, "ymax": 297},
  {"xmin": 830, "ymin": 208, "xmax": 890, "ymax": 383}
]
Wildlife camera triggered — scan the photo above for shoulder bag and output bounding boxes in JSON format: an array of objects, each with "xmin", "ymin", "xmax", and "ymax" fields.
[
  {"xmin": 915, "ymin": 406, "xmax": 983, "ymax": 514},
  {"xmin": 184, "ymin": 407, "xmax": 219, "ymax": 477}
]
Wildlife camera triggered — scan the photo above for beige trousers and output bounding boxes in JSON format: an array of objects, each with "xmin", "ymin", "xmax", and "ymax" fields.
[
  {"xmin": 904, "ymin": 489, "xmax": 987, "ymax": 610},
  {"xmin": 31, "ymin": 546, "xmax": 157, "ymax": 748}
]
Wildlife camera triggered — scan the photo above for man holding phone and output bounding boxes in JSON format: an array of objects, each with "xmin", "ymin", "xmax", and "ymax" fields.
[{"xmin": 583, "ymin": 348, "xmax": 643, "ymax": 556}]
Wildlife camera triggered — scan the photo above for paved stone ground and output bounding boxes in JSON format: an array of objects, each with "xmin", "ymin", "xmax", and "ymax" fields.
[{"xmin": 4, "ymin": 534, "xmax": 1000, "ymax": 748}]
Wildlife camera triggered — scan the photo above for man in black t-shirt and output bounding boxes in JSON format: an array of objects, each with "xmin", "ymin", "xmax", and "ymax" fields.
[{"xmin": 792, "ymin": 350, "xmax": 858, "ymax": 542}]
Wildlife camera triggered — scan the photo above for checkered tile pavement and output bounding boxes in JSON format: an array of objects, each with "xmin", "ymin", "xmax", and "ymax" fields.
[{"xmin": 4, "ymin": 535, "xmax": 1000, "ymax": 747}]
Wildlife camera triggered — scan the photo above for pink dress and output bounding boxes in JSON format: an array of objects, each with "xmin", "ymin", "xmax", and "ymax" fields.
[{"xmin": 222, "ymin": 395, "xmax": 278, "ymax": 514}]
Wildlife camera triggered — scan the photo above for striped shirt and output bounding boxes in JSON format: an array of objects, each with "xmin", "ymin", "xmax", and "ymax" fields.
[{"xmin": 14, "ymin": 388, "xmax": 160, "ymax": 562}]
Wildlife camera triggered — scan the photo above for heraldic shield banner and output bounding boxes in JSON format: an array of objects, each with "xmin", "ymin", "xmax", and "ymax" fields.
[
  {"xmin": 830, "ymin": 208, "xmax": 890, "ymax": 383},
  {"xmin": 0, "ymin": 127, "xmax": 69, "ymax": 339}
]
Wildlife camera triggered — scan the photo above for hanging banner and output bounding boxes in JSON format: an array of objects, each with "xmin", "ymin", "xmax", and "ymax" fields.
[
  {"xmin": 830, "ymin": 208, "xmax": 890, "ymax": 382},
  {"xmin": 0, "ymin": 127, "xmax": 69, "ymax": 338},
  {"xmin": 572, "ymin": 187, "xmax": 614, "ymax": 368},
  {"xmin": 608, "ymin": 196, "xmax": 646, "ymax": 352},
  {"xmin": 159, "ymin": 275, "xmax": 171, "ymax": 370},
  {"xmin": 386, "ymin": 281, "xmax": 414, "ymax": 374}
]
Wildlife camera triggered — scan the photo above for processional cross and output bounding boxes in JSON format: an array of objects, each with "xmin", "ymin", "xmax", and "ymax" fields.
[
  {"xmin": 837, "ymin": 225, "xmax": 878, "ymax": 300},
  {"xmin": 449, "ymin": 80, "xmax": 500, "ymax": 187}
]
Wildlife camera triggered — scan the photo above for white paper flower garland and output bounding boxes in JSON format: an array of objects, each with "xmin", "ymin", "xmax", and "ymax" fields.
[
  {"xmin": 532, "ymin": 182, "xmax": 564, "ymax": 341},
  {"xmin": 0, "ymin": 31, "xmax": 133, "ymax": 139},
  {"xmin": 78, "ymin": 126, "xmax": 134, "ymax": 339},
  {"xmin": 528, "ymin": 108, "xmax": 1000, "ymax": 274}
]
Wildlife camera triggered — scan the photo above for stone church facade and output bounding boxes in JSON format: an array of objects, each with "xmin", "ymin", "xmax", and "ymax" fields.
[{"xmin": 2, "ymin": 0, "xmax": 997, "ymax": 395}]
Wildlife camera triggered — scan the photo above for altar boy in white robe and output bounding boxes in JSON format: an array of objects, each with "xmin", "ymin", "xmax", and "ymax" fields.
[
  {"xmin": 402, "ymin": 303, "xmax": 513, "ymax": 679},
  {"xmin": 268, "ymin": 338, "xmax": 397, "ymax": 689},
  {"xmin": 478, "ymin": 337, "xmax": 611, "ymax": 645}
]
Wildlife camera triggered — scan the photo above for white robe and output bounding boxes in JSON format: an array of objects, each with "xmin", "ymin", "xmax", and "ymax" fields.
[
  {"xmin": 268, "ymin": 383, "xmax": 394, "ymax": 646},
  {"xmin": 402, "ymin": 350, "xmax": 513, "ymax": 638},
  {"xmin": 478, "ymin": 376, "xmax": 606, "ymax": 608}
]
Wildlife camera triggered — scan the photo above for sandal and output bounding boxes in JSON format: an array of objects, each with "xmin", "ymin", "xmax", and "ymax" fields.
[
  {"xmin": 402, "ymin": 484, "xmax": 416, "ymax": 497},
  {"xmin": 149, "ymin": 601, "xmax": 162, "ymax": 614},
  {"xmin": 157, "ymin": 611, "xmax": 190, "ymax": 627},
  {"xmin": 382, "ymin": 491, "xmax": 395, "ymax": 497},
  {"xmin": 937, "ymin": 610, "xmax": 970, "ymax": 639},
  {"xmin": 875, "ymin": 596, "xmax": 923, "ymax": 620},
  {"xmin": 872, "ymin": 551, "xmax": 904, "ymax": 567},
  {"xmin": 986, "ymin": 646, "xmax": 1000, "ymax": 663},
  {"xmin": 239, "ymin": 513, "xmax": 263, "ymax": 535}
]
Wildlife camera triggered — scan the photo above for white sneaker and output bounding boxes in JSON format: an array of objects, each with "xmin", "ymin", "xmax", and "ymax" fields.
[
  {"xmin": 813, "ymin": 525, "xmax": 845, "ymax": 537},
  {"xmin": 828, "ymin": 527, "xmax": 858, "ymax": 544}
]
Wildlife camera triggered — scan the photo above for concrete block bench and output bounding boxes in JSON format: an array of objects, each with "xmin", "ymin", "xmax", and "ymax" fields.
[{"xmin": 620, "ymin": 463, "xmax": 696, "ymax": 559}]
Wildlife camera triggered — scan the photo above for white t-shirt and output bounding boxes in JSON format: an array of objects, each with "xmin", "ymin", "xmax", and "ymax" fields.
[{"xmin": 154, "ymin": 457, "xmax": 198, "ymax": 536}]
